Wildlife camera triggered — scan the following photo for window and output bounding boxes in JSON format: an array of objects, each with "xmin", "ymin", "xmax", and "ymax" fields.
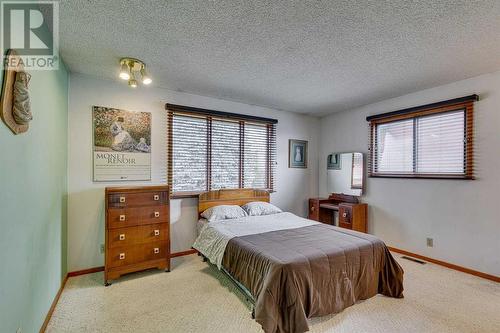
[
  {"xmin": 166, "ymin": 104, "xmax": 277, "ymax": 195},
  {"xmin": 368, "ymin": 95, "xmax": 476, "ymax": 179}
]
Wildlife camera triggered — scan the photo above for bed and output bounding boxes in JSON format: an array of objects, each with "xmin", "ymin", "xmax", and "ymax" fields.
[{"xmin": 193, "ymin": 189, "xmax": 404, "ymax": 333}]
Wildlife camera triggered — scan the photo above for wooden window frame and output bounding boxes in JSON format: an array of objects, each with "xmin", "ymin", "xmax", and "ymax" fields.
[
  {"xmin": 166, "ymin": 104, "xmax": 277, "ymax": 198},
  {"xmin": 367, "ymin": 95, "xmax": 477, "ymax": 180},
  {"xmin": 350, "ymin": 153, "xmax": 363, "ymax": 189}
]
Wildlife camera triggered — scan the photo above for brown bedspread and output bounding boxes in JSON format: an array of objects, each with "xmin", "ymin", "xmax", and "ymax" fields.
[{"xmin": 222, "ymin": 223, "xmax": 404, "ymax": 333}]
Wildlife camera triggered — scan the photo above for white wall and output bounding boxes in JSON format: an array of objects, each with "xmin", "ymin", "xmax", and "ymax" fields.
[
  {"xmin": 68, "ymin": 74, "xmax": 319, "ymax": 271},
  {"xmin": 319, "ymin": 70, "xmax": 500, "ymax": 276}
]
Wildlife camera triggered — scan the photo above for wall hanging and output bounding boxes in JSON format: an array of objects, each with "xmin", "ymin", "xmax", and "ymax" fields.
[
  {"xmin": 92, "ymin": 106, "xmax": 152, "ymax": 182},
  {"xmin": 0, "ymin": 49, "xmax": 32, "ymax": 134},
  {"xmin": 289, "ymin": 139, "xmax": 308, "ymax": 168}
]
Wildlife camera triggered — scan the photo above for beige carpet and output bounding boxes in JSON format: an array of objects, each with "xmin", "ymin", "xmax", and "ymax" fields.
[{"xmin": 47, "ymin": 253, "xmax": 500, "ymax": 333}]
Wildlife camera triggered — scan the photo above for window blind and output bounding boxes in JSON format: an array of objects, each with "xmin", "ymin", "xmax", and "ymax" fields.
[
  {"xmin": 211, "ymin": 119, "xmax": 240, "ymax": 189},
  {"xmin": 171, "ymin": 114, "xmax": 207, "ymax": 192},
  {"xmin": 166, "ymin": 104, "xmax": 277, "ymax": 195},
  {"xmin": 416, "ymin": 110, "xmax": 465, "ymax": 174},
  {"xmin": 367, "ymin": 95, "xmax": 477, "ymax": 179},
  {"xmin": 375, "ymin": 119, "xmax": 414, "ymax": 174}
]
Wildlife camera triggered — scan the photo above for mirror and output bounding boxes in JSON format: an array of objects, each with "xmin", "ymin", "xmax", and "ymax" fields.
[{"xmin": 327, "ymin": 152, "xmax": 364, "ymax": 196}]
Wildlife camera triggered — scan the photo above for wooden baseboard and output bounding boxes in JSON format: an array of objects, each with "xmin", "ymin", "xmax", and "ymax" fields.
[
  {"xmin": 66, "ymin": 249, "xmax": 197, "ymax": 277},
  {"xmin": 388, "ymin": 246, "xmax": 500, "ymax": 283},
  {"xmin": 68, "ymin": 266, "xmax": 105, "ymax": 277},
  {"xmin": 39, "ymin": 274, "xmax": 68, "ymax": 333},
  {"xmin": 171, "ymin": 249, "xmax": 198, "ymax": 258}
]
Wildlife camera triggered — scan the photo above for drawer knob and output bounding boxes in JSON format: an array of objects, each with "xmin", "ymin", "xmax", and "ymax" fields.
[
  {"xmin": 154, "ymin": 248, "xmax": 160, "ymax": 254},
  {"xmin": 119, "ymin": 196, "xmax": 126, "ymax": 203},
  {"xmin": 119, "ymin": 234, "xmax": 125, "ymax": 240},
  {"xmin": 154, "ymin": 211, "xmax": 160, "ymax": 218},
  {"xmin": 153, "ymin": 194, "xmax": 160, "ymax": 201},
  {"xmin": 119, "ymin": 253, "xmax": 125, "ymax": 260},
  {"xmin": 154, "ymin": 229, "xmax": 160, "ymax": 236},
  {"xmin": 119, "ymin": 215, "xmax": 126, "ymax": 221}
]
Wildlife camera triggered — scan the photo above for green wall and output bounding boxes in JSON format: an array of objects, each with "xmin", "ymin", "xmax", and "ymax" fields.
[{"xmin": 0, "ymin": 18, "xmax": 69, "ymax": 333}]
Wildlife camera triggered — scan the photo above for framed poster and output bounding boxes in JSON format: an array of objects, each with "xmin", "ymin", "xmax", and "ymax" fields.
[
  {"xmin": 92, "ymin": 106, "xmax": 151, "ymax": 181},
  {"xmin": 289, "ymin": 139, "xmax": 308, "ymax": 168}
]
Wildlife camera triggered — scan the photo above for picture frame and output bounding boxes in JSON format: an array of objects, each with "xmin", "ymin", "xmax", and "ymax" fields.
[
  {"xmin": 92, "ymin": 106, "xmax": 152, "ymax": 182},
  {"xmin": 327, "ymin": 153, "xmax": 342, "ymax": 170},
  {"xmin": 289, "ymin": 139, "xmax": 308, "ymax": 168}
]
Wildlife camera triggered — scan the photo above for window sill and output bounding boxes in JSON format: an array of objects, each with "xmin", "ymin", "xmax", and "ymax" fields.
[
  {"xmin": 171, "ymin": 191, "xmax": 202, "ymax": 199},
  {"xmin": 171, "ymin": 188, "xmax": 275, "ymax": 199},
  {"xmin": 369, "ymin": 173, "xmax": 474, "ymax": 180}
]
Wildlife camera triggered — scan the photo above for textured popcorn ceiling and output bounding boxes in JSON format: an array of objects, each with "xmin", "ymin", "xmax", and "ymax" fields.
[{"xmin": 56, "ymin": 0, "xmax": 500, "ymax": 114}]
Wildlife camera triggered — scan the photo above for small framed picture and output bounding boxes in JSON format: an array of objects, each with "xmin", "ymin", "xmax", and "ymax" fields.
[
  {"xmin": 289, "ymin": 139, "xmax": 308, "ymax": 168},
  {"xmin": 327, "ymin": 153, "xmax": 342, "ymax": 170}
]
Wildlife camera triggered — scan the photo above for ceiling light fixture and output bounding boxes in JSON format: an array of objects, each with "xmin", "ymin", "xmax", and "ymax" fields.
[{"xmin": 119, "ymin": 58, "xmax": 152, "ymax": 87}]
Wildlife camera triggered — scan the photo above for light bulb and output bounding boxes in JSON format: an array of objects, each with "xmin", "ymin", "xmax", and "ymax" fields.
[
  {"xmin": 128, "ymin": 78, "xmax": 138, "ymax": 88},
  {"xmin": 141, "ymin": 67, "xmax": 152, "ymax": 85},
  {"xmin": 119, "ymin": 62, "xmax": 130, "ymax": 80}
]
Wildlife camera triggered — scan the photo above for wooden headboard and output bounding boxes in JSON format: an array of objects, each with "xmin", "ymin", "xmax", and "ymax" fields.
[{"xmin": 198, "ymin": 188, "xmax": 270, "ymax": 215}]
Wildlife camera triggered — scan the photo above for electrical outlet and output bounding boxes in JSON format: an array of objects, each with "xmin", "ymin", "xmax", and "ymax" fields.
[
  {"xmin": 100, "ymin": 244, "xmax": 105, "ymax": 254},
  {"xmin": 426, "ymin": 238, "xmax": 433, "ymax": 247}
]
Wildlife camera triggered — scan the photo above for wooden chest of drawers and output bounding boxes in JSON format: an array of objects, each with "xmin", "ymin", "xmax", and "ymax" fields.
[{"xmin": 105, "ymin": 185, "xmax": 170, "ymax": 285}]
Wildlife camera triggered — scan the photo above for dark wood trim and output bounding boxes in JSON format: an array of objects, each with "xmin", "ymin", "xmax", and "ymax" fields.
[
  {"xmin": 67, "ymin": 266, "xmax": 105, "ymax": 277},
  {"xmin": 165, "ymin": 103, "xmax": 278, "ymax": 124},
  {"xmin": 105, "ymin": 185, "xmax": 169, "ymax": 194},
  {"xmin": 465, "ymin": 103, "xmax": 474, "ymax": 179},
  {"xmin": 171, "ymin": 191, "xmax": 202, "ymax": 199},
  {"xmin": 369, "ymin": 174, "xmax": 474, "ymax": 180},
  {"xmin": 388, "ymin": 247, "xmax": 500, "ymax": 283},
  {"xmin": 166, "ymin": 111, "xmax": 173, "ymax": 196},
  {"xmin": 39, "ymin": 274, "xmax": 68, "ymax": 333},
  {"xmin": 366, "ymin": 94, "xmax": 479, "ymax": 121},
  {"xmin": 171, "ymin": 249, "xmax": 198, "ymax": 258}
]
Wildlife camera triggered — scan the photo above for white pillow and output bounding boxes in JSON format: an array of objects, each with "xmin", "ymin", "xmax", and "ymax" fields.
[
  {"xmin": 242, "ymin": 201, "xmax": 282, "ymax": 216},
  {"xmin": 201, "ymin": 205, "xmax": 248, "ymax": 222}
]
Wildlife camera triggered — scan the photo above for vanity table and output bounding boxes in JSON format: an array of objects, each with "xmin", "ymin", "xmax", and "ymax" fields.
[
  {"xmin": 309, "ymin": 152, "xmax": 368, "ymax": 233},
  {"xmin": 309, "ymin": 194, "xmax": 367, "ymax": 233}
]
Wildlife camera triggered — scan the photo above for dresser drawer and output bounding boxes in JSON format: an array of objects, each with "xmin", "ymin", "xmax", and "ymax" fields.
[
  {"xmin": 108, "ymin": 191, "xmax": 168, "ymax": 208},
  {"xmin": 309, "ymin": 199, "xmax": 319, "ymax": 220},
  {"xmin": 108, "ymin": 206, "xmax": 168, "ymax": 229},
  {"xmin": 138, "ymin": 223, "xmax": 169, "ymax": 244},
  {"xmin": 107, "ymin": 245, "xmax": 141, "ymax": 268},
  {"xmin": 107, "ymin": 241, "xmax": 168, "ymax": 269},
  {"xmin": 108, "ymin": 224, "xmax": 168, "ymax": 248},
  {"xmin": 142, "ymin": 241, "xmax": 169, "ymax": 262},
  {"xmin": 339, "ymin": 205, "xmax": 352, "ymax": 229}
]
